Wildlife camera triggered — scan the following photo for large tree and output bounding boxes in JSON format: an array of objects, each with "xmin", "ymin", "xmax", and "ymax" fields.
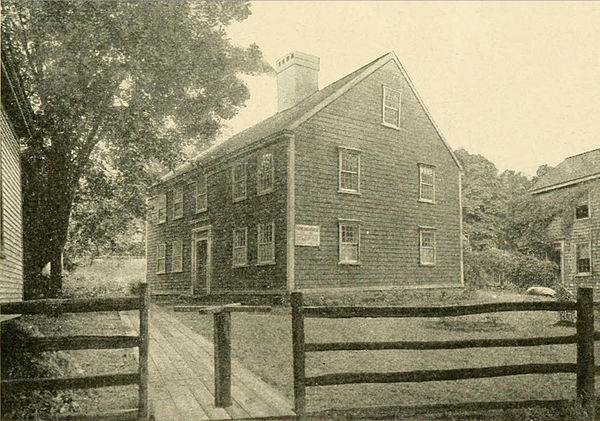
[{"xmin": 1, "ymin": 1, "xmax": 269, "ymax": 297}]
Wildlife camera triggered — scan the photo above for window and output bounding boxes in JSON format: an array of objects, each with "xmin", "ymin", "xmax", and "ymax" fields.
[
  {"xmin": 156, "ymin": 244, "xmax": 166, "ymax": 274},
  {"xmin": 232, "ymin": 163, "xmax": 247, "ymax": 201},
  {"xmin": 420, "ymin": 229, "xmax": 436, "ymax": 266},
  {"xmin": 257, "ymin": 222, "xmax": 275, "ymax": 264},
  {"xmin": 576, "ymin": 242, "xmax": 591, "ymax": 275},
  {"xmin": 419, "ymin": 164, "xmax": 435, "ymax": 203},
  {"xmin": 339, "ymin": 148, "xmax": 360, "ymax": 193},
  {"xmin": 172, "ymin": 187, "xmax": 183, "ymax": 219},
  {"xmin": 172, "ymin": 240, "xmax": 183, "ymax": 273},
  {"xmin": 382, "ymin": 86, "xmax": 401, "ymax": 128},
  {"xmin": 257, "ymin": 153, "xmax": 274, "ymax": 194},
  {"xmin": 157, "ymin": 194, "xmax": 167, "ymax": 224},
  {"xmin": 232, "ymin": 227, "xmax": 247, "ymax": 267},
  {"xmin": 339, "ymin": 221, "xmax": 360, "ymax": 264},
  {"xmin": 575, "ymin": 194, "xmax": 589, "ymax": 220},
  {"xmin": 195, "ymin": 174, "xmax": 207, "ymax": 213}
]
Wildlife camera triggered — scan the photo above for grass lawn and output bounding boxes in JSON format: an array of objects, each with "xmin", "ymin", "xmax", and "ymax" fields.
[
  {"xmin": 166, "ymin": 289, "xmax": 596, "ymax": 417},
  {"xmin": 63, "ymin": 257, "xmax": 146, "ymax": 297}
]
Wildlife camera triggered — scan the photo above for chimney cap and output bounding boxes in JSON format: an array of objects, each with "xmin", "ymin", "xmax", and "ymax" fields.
[{"xmin": 276, "ymin": 51, "xmax": 320, "ymax": 74}]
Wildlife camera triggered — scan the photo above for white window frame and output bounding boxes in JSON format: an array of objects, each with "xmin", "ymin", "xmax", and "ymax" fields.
[
  {"xmin": 257, "ymin": 153, "xmax": 274, "ymax": 195},
  {"xmin": 338, "ymin": 220, "xmax": 360, "ymax": 265},
  {"xmin": 382, "ymin": 85, "xmax": 401, "ymax": 129},
  {"xmin": 171, "ymin": 239, "xmax": 183, "ymax": 273},
  {"xmin": 232, "ymin": 162, "xmax": 247, "ymax": 202},
  {"xmin": 157, "ymin": 194, "xmax": 167, "ymax": 224},
  {"xmin": 156, "ymin": 244, "xmax": 166, "ymax": 274},
  {"xmin": 419, "ymin": 164, "xmax": 435, "ymax": 203},
  {"xmin": 338, "ymin": 147, "xmax": 361, "ymax": 194},
  {"xmin": 575, "ymin": 192, "xmax": 590, "ymax": 220},
  {"xmin": 172, "ymin": 186, "xmax": 183, "ymax": 219},
  {"xmin": 195, "ymin": 174, "xmax": 208, "ymax": 213},
  {"xmin": 419, "ymin": 228, "xmax": 436, "ymax": 266},
  {"xmin": 232, "ymin": 227, "xmax": 248, "ymax": 267},
  {"xmin": 257, "ymin": 222, "xmax": 275, "ymax": 265},
  {"xmin": 576, "ymin": 241, "xmax": 592, "ymax": 276}
]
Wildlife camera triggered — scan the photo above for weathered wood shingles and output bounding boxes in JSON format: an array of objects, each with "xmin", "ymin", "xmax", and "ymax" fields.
[{"xmin": 120, "ymin": 306, "xmax": 294, "ymax": 420}]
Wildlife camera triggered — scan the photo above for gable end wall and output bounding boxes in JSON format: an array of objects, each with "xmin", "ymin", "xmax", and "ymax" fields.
[{"xmin": 293, "ymin": 61, "xmax": 462, "ymax": 289}]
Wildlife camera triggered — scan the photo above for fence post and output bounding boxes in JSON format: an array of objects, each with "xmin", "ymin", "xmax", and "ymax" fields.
[
  {"xmin": 214, "ymin": 310, "xmax": 232, "ymax": 407},
  {"xmin": 576, "ymin": 287, "xmax": 595, "ymax": 417},
  {"xmin": 138, "ymin": 282, "xmax": 150, "ymax": 419},
  {"xmin": 291, "ymin": 292, "xmax": 306, "ymax": 415}
]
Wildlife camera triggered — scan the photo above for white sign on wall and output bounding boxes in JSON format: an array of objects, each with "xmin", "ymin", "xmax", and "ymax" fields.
[{"xmin": 295, "ymin": 225, "xmax": 320, "ymax": 246}]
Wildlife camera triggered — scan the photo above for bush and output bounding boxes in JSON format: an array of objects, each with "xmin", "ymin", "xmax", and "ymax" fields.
[
  {"xmin": 464, "ymin": 248, "xmax": 559, "ymax": 289},
  {"xmin": 1, "ymin": 319, "xmax": 78, "ymax": 419}
]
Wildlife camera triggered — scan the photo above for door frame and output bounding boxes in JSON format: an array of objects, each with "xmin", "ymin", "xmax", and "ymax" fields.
[
  {"xmin": 553, "ymin": 240, "xmax": 565, "ymax": 285},
  {"xmin": 191, "ymin": 225, "xmax": 212, "ymax": 295}
]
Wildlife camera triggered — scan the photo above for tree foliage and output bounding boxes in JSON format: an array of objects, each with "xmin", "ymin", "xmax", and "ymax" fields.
[
  {"xmin": 456, "ymin": 148, "xmax": 588, "ymax": 258},
  {"xmin": 1, "ymin": 1, "xmax": 270, "ymax": 296}
]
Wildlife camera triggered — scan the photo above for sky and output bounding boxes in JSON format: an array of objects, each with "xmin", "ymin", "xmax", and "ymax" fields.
[{"xmin": 223, "ymin": 1, "xmax": 600, "ymax": 176}]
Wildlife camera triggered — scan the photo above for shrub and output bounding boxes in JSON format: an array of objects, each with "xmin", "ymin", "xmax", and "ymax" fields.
[
  {"xmin": 464, "ymin": 248, "xmax": 559, "ymax": 289},
  {"xmin": 1, "ymin": 319, "xmax": 78, "ymax": 419}
]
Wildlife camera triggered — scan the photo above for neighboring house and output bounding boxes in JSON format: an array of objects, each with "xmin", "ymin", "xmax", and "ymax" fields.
[
  {"xmin": 531, "ymin": 148, "xmax": 600, "ymax": 289},
  {"xmin": 146, "ymin": 51, "xmax": 464, "ymax": 295},
  {"xmin": 1, "ymin": 46, "xmax": 32, "ymax": 306}
]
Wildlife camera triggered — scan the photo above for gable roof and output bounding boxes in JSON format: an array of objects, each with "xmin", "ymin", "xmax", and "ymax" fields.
[
  {"xmin": 161, "ymin": 51, "xmax": 462, "ymax": 182},
  {"xmin": 531, "ymin": 148, "xmax": 600, "ymax": 193}
]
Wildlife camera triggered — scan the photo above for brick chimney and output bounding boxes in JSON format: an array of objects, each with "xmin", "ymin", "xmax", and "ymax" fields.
[{"xmin": 276, "ymin": 51, "xmax": 320, "ymax": 112}]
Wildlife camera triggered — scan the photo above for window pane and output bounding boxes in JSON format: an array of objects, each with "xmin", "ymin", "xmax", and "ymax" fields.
[
  {"xmin": 384, "ymin": 89, "xmax": 400, "ymax": 108},
  {"xmin": 341, "ymin": 244, "xmax": 358, "ymax": 262},
  {"xmin": 576, "ymin": 204, "xmax": 589, "ymax": 219},
  {"xmin": 421, "ymin": 232, "xmax": 434, "ymax": 247},
  {"xmin": 421, "ymin": 248, "xmax": 434, "ymax": 265},
  {"xmin": 341, "ymin": 172, "xmax": 358, "ymax": 191},
  {"xmin": 341, "ymin": 153, "xmax": 358, "ymax": 172},
  {"xmin": 384, "ymin": 107, "xmax": 399, "ymax": 127},
  {"xmin": 342, "ymin": 225, "xmax": 357, "ymax": 243},
  {"xmin": 421, "ymin": 185, "xmax": 434, "ymax": 201},
  {"xmin": 233, "ymin": 164, "xmax": 246, "ymax": 199},
  {"xmin": 197, "ymin": 176, "xmax": 206, "ymax": 194},
  {"xmin": 577, "ymin": 243, "xmax": 591, "ymax": 273},
  {"xmin": 258, "ymin": 154, "xmax": 273, "ymax": 193},
  {"xmin": 420, "ymin": 166, "xmax": 434, "ymax": 183}
]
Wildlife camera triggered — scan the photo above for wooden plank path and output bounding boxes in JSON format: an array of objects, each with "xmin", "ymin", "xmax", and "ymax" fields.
[{"xmin": 120, "ymin": 305, "xmax": 295, "ymax": 421}]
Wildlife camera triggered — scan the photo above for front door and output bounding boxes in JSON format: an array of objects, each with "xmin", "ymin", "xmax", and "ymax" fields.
[{"xmin": 195, "ymin": 239, "xmax": 208, "ymax": 293}]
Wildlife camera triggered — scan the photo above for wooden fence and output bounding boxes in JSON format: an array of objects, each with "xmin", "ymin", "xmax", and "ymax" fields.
[
  {"xmin": 291, "ymin": 287, "xmax": 597, "ymax": 417},
  {"xmin": 1, "ymin": 283, "xmax": 149, "ymax": 420},
  {"xmin": 174, "ymin": 303, "xmax": 272, "ymax": 407}
]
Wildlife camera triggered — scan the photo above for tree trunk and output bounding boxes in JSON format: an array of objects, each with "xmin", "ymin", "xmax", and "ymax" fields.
[
  {"xmin": 50, "ymin": 248, "xmax": 63, "ymax": 298},
  {"xmin": 22, "ymin": 145, "xmax": 75, "ymax": 299}
]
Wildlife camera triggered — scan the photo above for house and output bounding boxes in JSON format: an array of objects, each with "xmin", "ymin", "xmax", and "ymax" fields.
[
  {"xmin": 531, "ymin": 148, "xmax": 600, "ymax": 289},
  {"xmin": 146, "ymin": 51, "xmax": 464, "ymax": 295},
  {"xmin": 1, "ymin": 46, "xmax": 32, "ymax": 308}
]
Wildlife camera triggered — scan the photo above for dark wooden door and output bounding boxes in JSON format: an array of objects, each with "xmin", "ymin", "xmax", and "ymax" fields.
[{"xmin": 195, "ymin": 239, "xmax": 208, "ymax": 293}]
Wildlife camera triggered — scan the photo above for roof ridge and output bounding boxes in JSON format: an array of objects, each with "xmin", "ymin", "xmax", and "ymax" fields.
[{"xmin": 565, "ymin": 147, "xmax": 600, "ymax": 160}]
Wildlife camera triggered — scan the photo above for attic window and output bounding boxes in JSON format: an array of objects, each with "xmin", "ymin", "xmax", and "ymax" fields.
[{"xmin": 382, "ymin": 86, "xmax": 401, "ymax": 129}]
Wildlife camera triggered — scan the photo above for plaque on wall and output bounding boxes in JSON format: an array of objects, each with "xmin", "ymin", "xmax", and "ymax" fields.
[{"xmin": 295, "ymin": 225, "xmax": 320, "ymax": 246}]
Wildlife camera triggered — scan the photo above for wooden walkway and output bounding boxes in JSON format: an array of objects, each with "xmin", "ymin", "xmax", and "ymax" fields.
[{"xmin": 120, "ymin": 305, "xmax": 295, "ymax": 420}]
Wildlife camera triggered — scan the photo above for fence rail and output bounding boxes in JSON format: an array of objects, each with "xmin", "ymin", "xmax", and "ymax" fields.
[
  {"xmin": 0, "ymin": 283, "xmax": 149, "ymax": 420},
  {"xmin": 291, "ymin": 288, "xmax": 597, "ymax": 417}
]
